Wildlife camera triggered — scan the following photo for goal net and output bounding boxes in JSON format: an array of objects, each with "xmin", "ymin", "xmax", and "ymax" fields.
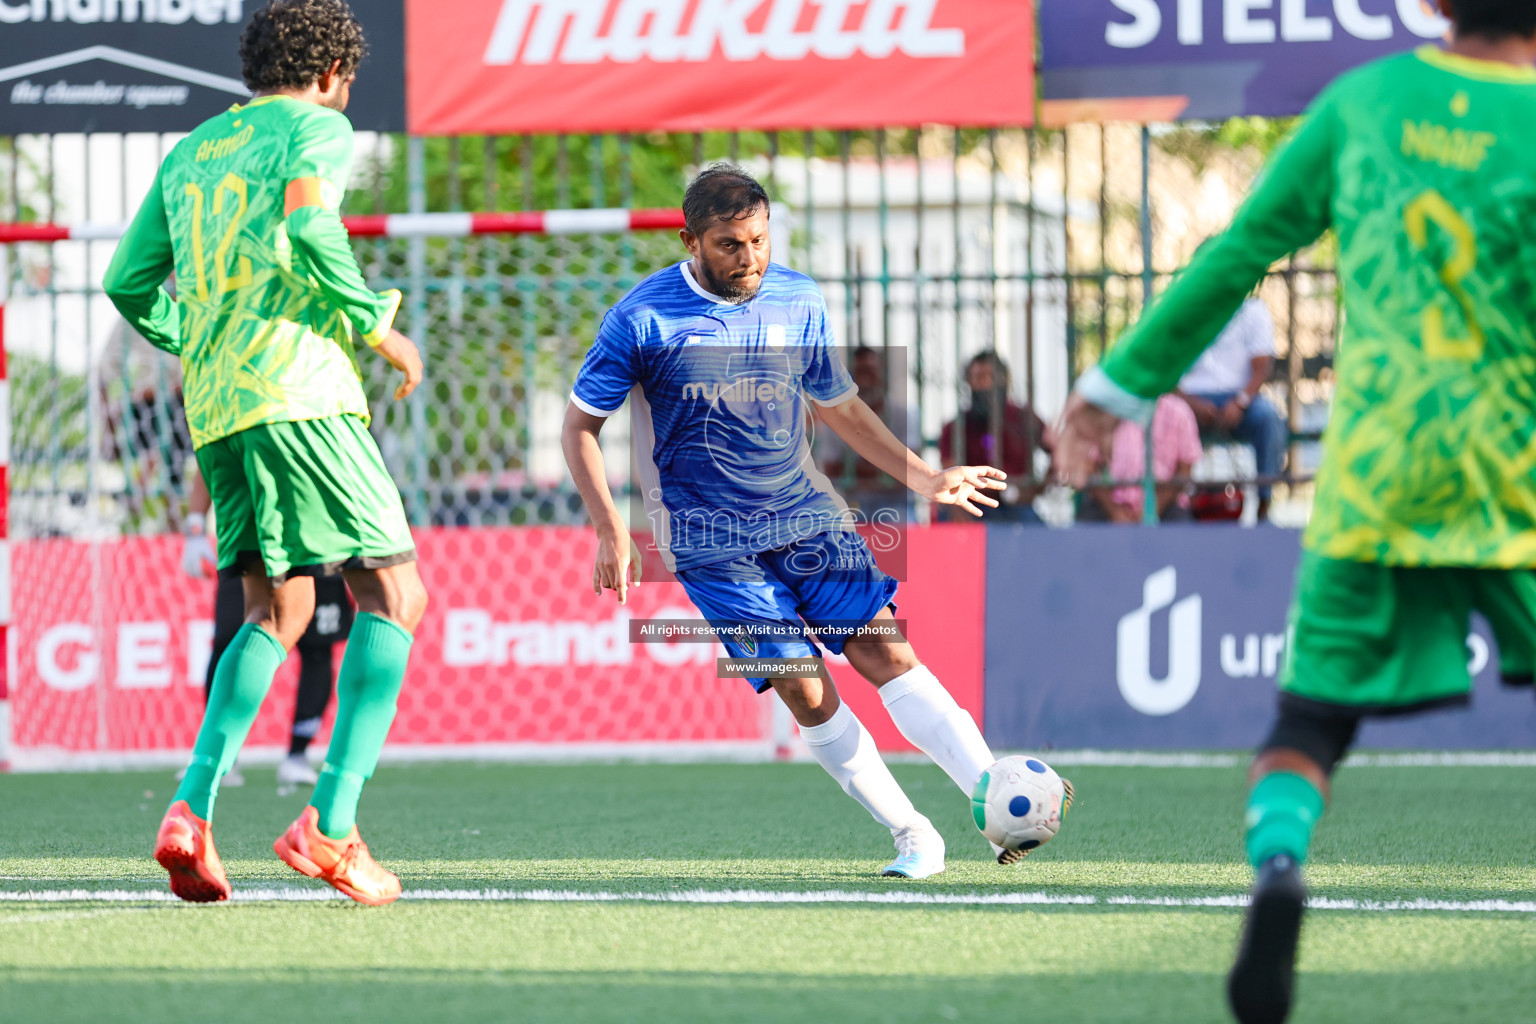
[{"xmin": 0, "ymin": 214, "xmax": 789, "ymax": 769}]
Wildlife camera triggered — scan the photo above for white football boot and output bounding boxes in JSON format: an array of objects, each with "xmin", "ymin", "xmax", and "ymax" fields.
[
  {"xmin": 882, "ymin": 819, "xmax": 946, "ymax": 879},
  {"xmin": 276, "ymin": 754, "xmax": 319, "ymax": 787}
]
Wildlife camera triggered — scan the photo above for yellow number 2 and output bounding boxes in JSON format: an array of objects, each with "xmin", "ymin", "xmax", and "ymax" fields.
[
  {"xmin": 1403, "ymin": 189, "xmax": 1484, "ymax": 361},
  {"xmin": 183, "ymin": 172, "xmax": 254, "ymax": 302}
]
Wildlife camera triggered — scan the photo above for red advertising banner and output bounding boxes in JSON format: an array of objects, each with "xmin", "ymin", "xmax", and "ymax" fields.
[
  {"xmin": 405, "ymin": 1, "xmax": 1035, "ymax": 135},
  {"xmin": 10, "ymin": 525, "xmax": 985, "ymax": 763}
]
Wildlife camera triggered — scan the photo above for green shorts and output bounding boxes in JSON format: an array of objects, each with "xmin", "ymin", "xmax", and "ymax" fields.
[
  {"xmin": 1280, "ymin": 552, "xmax": 1536, "ymax": 715},
  {"xmin": 196, "ymin": 414, "xmax": 415, "ymax": 582}
]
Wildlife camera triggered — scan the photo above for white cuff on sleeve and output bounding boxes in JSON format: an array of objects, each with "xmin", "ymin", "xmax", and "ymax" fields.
[
  {"xmin": 810, "ymin": 385, "xmax": 858, "ymax": 409},
  {"xmin": 570, "ymin": 391, "xmax": 622, "ymax": 418},
  {"xmin": 1075, "ymin": 366, "xmax": 1156, "ymax": 426}
]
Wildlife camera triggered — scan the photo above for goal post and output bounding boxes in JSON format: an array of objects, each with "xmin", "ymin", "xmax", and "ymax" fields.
[
  {"xmin": 0, "ymin": 208, "xmax": 686, "ymax": 243},
  {"xmin": 0, "ymin": 210, "xmax": 838, "ymax": 771}
]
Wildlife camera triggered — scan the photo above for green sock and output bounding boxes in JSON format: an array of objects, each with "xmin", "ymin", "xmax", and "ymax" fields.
[
  {"xmin": 172, "ymin": 624, "xmax": 286, "ymax": 821},
  {"xmin": 311, "ymin": 612, "xmax": 413, "ymax": 839},
  {"xmin": 1244, "ymin": 771, "xmax": 1326, "ymax": 869}
]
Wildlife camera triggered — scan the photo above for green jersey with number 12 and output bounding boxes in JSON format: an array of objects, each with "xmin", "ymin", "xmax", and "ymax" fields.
[
  {"xmin": 104, "ymin": 95, "xmax": 399, "ymax": 449},
  {"xmin": 1092, "ymin": 47, "xmax": 1536, "ymax": 569}
]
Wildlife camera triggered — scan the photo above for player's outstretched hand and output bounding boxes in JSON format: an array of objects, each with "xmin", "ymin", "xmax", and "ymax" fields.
[
  {"xmin": 374, "ymin": 328, "xmax": 424, "ymax": 400},
  {"xmin": 1049, "ymin": 392, "xmax": 1120, "ymax": 489},
  {"xmin": 593, "ymin": 531, "xmax": 643, "ymax": 605},
  {"xmin": 923, "ymin": 465, "xmax": 1006, "ymax": 517}
]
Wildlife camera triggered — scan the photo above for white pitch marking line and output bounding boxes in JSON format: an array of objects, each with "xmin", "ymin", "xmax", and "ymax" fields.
[
  {"xmin": 0, "ymin": 907, "xmax": 153, "ymax": 924},
  {"xmin": 1341, "ymin": 752, "xmax": 1536, "ymax": 768},
  {"xmin": 1, "ymin": 888, "xmax": 1533, "ymax": 914},
  {"xmin": 1030, "ymin": 752, "xmax": 1536, "ymax": 769}
]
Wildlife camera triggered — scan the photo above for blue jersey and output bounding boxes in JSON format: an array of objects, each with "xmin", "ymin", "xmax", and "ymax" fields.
[{"xmin": 571, "ymin": 261, "xmax": 857, "ymax": 572}]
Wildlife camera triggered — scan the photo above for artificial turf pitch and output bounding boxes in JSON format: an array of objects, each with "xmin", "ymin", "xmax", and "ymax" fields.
[{"xmin": 2, "ymin": 760, "xmax": 1533, "ymax": 1023}]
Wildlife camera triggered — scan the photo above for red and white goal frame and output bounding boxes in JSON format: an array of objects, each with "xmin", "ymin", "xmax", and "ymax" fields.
[
  {"xmin": 0, "ymin": 211, "xmax": 989, "ymax": 771},
  {"xmin": 0, "ymin": 208, "xmax": 686, "ymax": 244}
]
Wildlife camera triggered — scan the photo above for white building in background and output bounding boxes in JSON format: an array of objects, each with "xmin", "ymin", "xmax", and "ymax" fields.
[{"xmin": 760, "ymin": 154, "xmax": 1073, "ymax": 452}]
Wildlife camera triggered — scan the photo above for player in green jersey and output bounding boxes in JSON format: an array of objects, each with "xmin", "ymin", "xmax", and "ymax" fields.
[
  {"xmin": 104, "ymin": 0, "xmax": 429, "ymax": 907},
  {"xmin": 1052, "ymin": 2, "xmax": 1536, "ymax": 1021}
]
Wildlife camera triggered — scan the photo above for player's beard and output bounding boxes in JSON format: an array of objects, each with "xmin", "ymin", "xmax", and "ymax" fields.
[{"xmin": 697, "ymin": 258, "xmax": 762, "ymax": 305}]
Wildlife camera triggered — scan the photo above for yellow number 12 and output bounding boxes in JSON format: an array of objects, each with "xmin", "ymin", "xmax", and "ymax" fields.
[
  {"xmin": 183, "ymin": 172, "xmax": 254, "ymax": 302},
  {"xmin": 1403, "ymin": 189, "xmax": 1484, "ymax": 361}
]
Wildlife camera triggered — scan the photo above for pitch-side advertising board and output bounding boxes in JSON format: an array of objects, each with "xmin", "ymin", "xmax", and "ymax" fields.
[
  {"xmin": 1041, "ymin": 0, "xmax": 1451, "ymax": 119},
  {"xmin": 9, "ymin": 525, "xmax": 985, "ymax": 761},
  {"xmin": 405, "ymin": 0, "xmax": 1035, "ymax": 134},
  {"xmin": 0, "ymin": 0, "xmax": 404, "ymax": 133},
  {"xmin": 984, "ymin": 525, "xmax": 1536, "ymax": 750}
]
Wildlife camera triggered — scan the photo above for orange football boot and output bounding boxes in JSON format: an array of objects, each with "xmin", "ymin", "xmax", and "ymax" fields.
[
  {"xmin": 273, "ymin": 806, "xmax": 401, "ymax": 906},
  {"xmin": 153, "ymin": 799, "xmax": 232, "ymax": 903}
]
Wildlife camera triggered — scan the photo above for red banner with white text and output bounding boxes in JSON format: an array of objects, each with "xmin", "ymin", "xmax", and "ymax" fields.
[
  {"xmin": 9, "ymin": 526, "xmax": 985, "ymax": 764},
  {"xmin": 405, "ymin": 0, "xmax": 1035, "ymax": 135}
]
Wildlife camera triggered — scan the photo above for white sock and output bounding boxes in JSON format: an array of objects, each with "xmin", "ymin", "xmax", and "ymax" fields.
[
  {"xmin": 799, "ymin": 702, "xmax": 925, "ymax": 832},
  {"xmin": 880, "ymin": 665, "xmax": 995, "ymax": 793}
]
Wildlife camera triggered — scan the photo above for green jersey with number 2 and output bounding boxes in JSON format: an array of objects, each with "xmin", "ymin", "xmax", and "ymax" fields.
[
  {"xmin": 1090, "ymin": 48, "xmax": 1536, "ymax": 569},
  {"xmin": 105, "ymin": 94, "xmax": 400, "ymax": 450}
]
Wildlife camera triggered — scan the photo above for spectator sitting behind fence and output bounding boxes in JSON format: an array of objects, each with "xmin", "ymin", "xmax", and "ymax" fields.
[
  {"xmin": 938, "ymin": 352, "xmax": 1048, "ymax": 523},
  {"xmin": 1175, "ymin": 296, "xmax": 1287, "ymax": 520},
  {"xmin": 1078, "ymin": 394, "xmax": 1203, "ymax": 523}
]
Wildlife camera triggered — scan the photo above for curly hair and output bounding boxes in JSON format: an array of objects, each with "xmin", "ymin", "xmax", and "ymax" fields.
[
  {"xmin": 1453, "ymin": 0, "xmax": 1536, "ymax": 38},
  {"xmin": 239, "ymin": 0, "xmax": 368, "ymax": 92}
]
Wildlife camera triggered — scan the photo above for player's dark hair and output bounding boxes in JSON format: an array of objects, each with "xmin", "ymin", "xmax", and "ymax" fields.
[
  {"xmin": 1450, "ymin": 0, "xmax": 1536, "ymax": 38},
  {"xmin": 683, "ymin": 164, "xmax": 770, "ymax": 236},
  {"xmin": 239, "ymin": 0, "xmax": 368, "ymax": 92}
]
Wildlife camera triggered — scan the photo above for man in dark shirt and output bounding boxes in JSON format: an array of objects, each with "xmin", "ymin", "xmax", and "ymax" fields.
[{"xmin": 939, "ymin": 352, "xmax": 1048, "ymax": 523}]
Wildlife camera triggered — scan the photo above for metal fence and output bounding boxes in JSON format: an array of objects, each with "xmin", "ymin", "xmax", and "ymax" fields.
[{"xmin": 0, "ymin": 123, "xmax": 1338, "ymax": 540}]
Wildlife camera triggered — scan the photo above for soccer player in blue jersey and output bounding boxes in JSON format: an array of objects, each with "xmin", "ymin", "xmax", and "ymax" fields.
[{"xmin": 563, "ymin": 165, "xmax": 1059, "ymax": 877}]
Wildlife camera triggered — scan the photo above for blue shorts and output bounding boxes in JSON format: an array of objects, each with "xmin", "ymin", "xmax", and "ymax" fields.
[{"xmin": 675, "ymin": 530, "xmax": 900, "ymax": 693}]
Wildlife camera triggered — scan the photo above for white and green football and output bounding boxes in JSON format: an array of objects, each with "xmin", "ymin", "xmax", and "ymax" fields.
[{"xmin": 971, "ymin": 755, "xmax": 1069, "ymax": 852}]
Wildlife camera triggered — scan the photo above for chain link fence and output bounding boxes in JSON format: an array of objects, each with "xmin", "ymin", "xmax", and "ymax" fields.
[{"xmin": 2, "ymin": 124, "xmax": 1338, "ymax": 540}]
